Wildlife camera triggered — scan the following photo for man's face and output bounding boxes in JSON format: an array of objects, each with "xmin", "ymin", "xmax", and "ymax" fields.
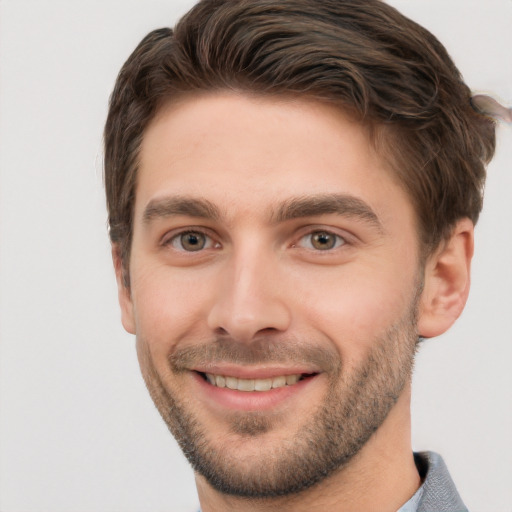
[{"xmin": 119, "ymin": 93, "xmax": 424, "ymax": 497}]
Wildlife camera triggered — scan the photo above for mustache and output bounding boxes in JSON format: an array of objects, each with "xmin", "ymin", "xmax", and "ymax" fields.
[{"xmin": 168, "ymin": 338, "xmax": 341, "ymax": 373}]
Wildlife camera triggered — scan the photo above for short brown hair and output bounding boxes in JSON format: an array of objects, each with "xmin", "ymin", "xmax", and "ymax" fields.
[{"xmin": 104, "ymin": 0, "xmax": 496, "ymax": 279}]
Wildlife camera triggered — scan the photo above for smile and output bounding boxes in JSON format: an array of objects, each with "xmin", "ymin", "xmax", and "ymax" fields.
[{"xmin": 203, "ymin": 373, "xmax": 308, "ymax": 392}]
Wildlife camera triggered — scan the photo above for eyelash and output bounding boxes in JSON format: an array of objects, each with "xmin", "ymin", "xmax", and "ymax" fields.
[
  {"xmin": 162, "ymin": 229, "xmax": 219, "ymax": 252},
  {"xmin": 294, "ymin": 230, "xmax": 347, "ymax": 251},
  {"xmin": 162, "ymin": 227, "xmax": 349, "ymax": 254}
]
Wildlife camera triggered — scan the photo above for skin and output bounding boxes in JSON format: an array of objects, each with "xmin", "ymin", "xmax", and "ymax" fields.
[{"xmin": 114, "ymin": 92, "xmax": 474, "ymax": 512}]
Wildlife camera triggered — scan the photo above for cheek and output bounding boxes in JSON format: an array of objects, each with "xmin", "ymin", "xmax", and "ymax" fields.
[
  {"xmin": 130, "ymin": 264, "xmax": 215, "ymax": 351},
  {"xmin": 292, "ymin": 264, "xmax": 418, "ymax": 362}
]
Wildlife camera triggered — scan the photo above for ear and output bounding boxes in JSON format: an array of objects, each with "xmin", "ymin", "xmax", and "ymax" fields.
[
  {"xmin": 418, "ymin": 218, "xmax": 474, "ymax": 338},
  {"xmin": 112, "ymin": 244, "xmax": 136, "ymax": 334}
]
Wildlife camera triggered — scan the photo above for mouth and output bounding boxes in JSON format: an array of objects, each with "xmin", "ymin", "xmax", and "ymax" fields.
[
  {"xmin": 198, "ymin": 372, "xmax": 317, "ymax": 392},
  {"xmin": 191, "ymin": 368, "xmax": 322, "ymax": 412}
]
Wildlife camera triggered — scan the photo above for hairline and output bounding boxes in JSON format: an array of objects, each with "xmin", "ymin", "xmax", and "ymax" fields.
[{"xmin": 117, "ymin": 88, "xmax": 441, "ymax": 285}]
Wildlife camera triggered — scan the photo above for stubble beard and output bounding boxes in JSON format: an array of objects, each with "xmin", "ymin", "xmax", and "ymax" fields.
[{"xmin": 137, "ymin": 301, "xmax": 419, "ymax": 499}]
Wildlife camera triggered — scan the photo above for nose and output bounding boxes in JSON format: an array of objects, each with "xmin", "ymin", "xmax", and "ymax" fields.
[{"xmin": 207, "ymin": 247, "xmax": 292, "ymax": 342}]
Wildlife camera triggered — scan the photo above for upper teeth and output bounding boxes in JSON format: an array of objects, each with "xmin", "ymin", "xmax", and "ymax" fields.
[{"xmin": 205, "ymin": 373, "xmax": 301, "ymax": 391}]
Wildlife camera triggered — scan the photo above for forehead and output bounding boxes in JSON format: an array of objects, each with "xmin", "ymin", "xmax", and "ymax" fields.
[{"xmin": 136, "ymin": 92, "xmax": 415, "ymax": 230}]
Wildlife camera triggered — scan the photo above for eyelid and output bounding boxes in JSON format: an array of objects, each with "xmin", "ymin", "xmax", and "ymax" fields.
[
  {"xmin": 297, "ymin": 232, "xmax": 345, "ymax": 251},
  {"xmin": 160, "ymin": 227, "xmax": 220, "ymax": 251},
  {"xmin": 291, "ymin": 225, "xmax": 355, "ymax": 249}
]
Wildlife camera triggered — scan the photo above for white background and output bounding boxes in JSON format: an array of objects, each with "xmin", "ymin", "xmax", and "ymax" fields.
[{"xmin": 0, "ymin": 1, "xmax": 510, "ymax": 511}]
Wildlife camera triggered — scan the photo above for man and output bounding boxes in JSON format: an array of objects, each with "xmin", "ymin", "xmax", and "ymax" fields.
[{"xmin": 104, "ymin": 1, "xmax": 498, "ymax": 510}]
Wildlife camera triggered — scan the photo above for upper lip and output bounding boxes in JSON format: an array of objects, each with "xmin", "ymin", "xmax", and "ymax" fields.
[{"xmin": 191, "ymin": 364, "xmax": 320, "ymax": 380}]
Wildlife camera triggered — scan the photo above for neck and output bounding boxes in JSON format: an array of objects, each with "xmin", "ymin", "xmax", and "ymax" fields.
[{"xmin": 196, "ymin": 384, "xmax": 420, "ymax": 512}]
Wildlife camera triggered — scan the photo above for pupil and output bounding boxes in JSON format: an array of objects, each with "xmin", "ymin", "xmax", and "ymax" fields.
[
  {"xmin": 313, "ymin": 232, "xmax": 334, "ymax": 250},
  {"xmin": 181, "ymin": 232, "xmax": 205, "ymax": 251}
]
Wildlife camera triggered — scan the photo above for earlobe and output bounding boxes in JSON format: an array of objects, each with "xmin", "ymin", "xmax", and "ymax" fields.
[
  {"xmin": 112, "ymin": 244, "xmax": 136, "ymax": 335},
  {"xmin": 418, "ymin": 218, "xmax": 474, "ymax": 338}
]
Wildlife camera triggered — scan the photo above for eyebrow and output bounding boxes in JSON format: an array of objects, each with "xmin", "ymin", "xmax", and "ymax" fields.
[
  {"xmin": 143, "ymin": 196, "xmax": 221, "ymax": 223},
  {"xmin": 271, "ymin": 194, "xmax": 383, "ymax": 231},
  {"xmin": 142, "ymin": 193, "xmax": 382, "ymax": 231}
]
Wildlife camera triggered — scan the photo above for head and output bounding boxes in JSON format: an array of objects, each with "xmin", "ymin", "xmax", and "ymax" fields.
[
  {"xmin": 104, "ymin": 0, "xmax": 496, "ymax": 503},
  {"xmin": 105, "ymin": 0, "xmax": 495, "ymax": 279}
]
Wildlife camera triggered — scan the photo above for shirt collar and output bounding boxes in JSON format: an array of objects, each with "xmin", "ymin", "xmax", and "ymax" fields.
[{"xmin": 397, "ymin": 451, "xmax": 468, "ymax": 512}]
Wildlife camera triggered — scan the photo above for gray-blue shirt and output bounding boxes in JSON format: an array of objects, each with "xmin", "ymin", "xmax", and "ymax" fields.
[{"xmin": 398, "ymin": 451, "xmax": 468, "ymax": 512}]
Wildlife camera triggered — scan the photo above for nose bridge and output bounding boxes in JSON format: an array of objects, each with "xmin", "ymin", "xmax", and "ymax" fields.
[{"xmin": 207, "ymin": 238, "xmax": 291, "ymax": 341}]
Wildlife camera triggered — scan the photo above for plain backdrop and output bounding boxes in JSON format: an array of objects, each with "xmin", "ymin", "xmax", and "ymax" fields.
[{"xmin": 0, "ymin": 1, "xmax": 510, "ymax": 511}]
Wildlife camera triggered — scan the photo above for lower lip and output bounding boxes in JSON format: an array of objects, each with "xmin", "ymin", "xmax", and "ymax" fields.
[{"xmin": 192, "ymin": 372, "xmax": 318, "ymax": 412}]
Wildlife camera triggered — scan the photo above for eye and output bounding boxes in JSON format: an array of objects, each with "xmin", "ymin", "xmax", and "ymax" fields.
[
  {"xmin": 297, "ymin": 230, "xmax": 346, "ymax": 251},
  {"xmin": 167, "ymin": 230, "xmax": 217, "ymax": 252}
]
